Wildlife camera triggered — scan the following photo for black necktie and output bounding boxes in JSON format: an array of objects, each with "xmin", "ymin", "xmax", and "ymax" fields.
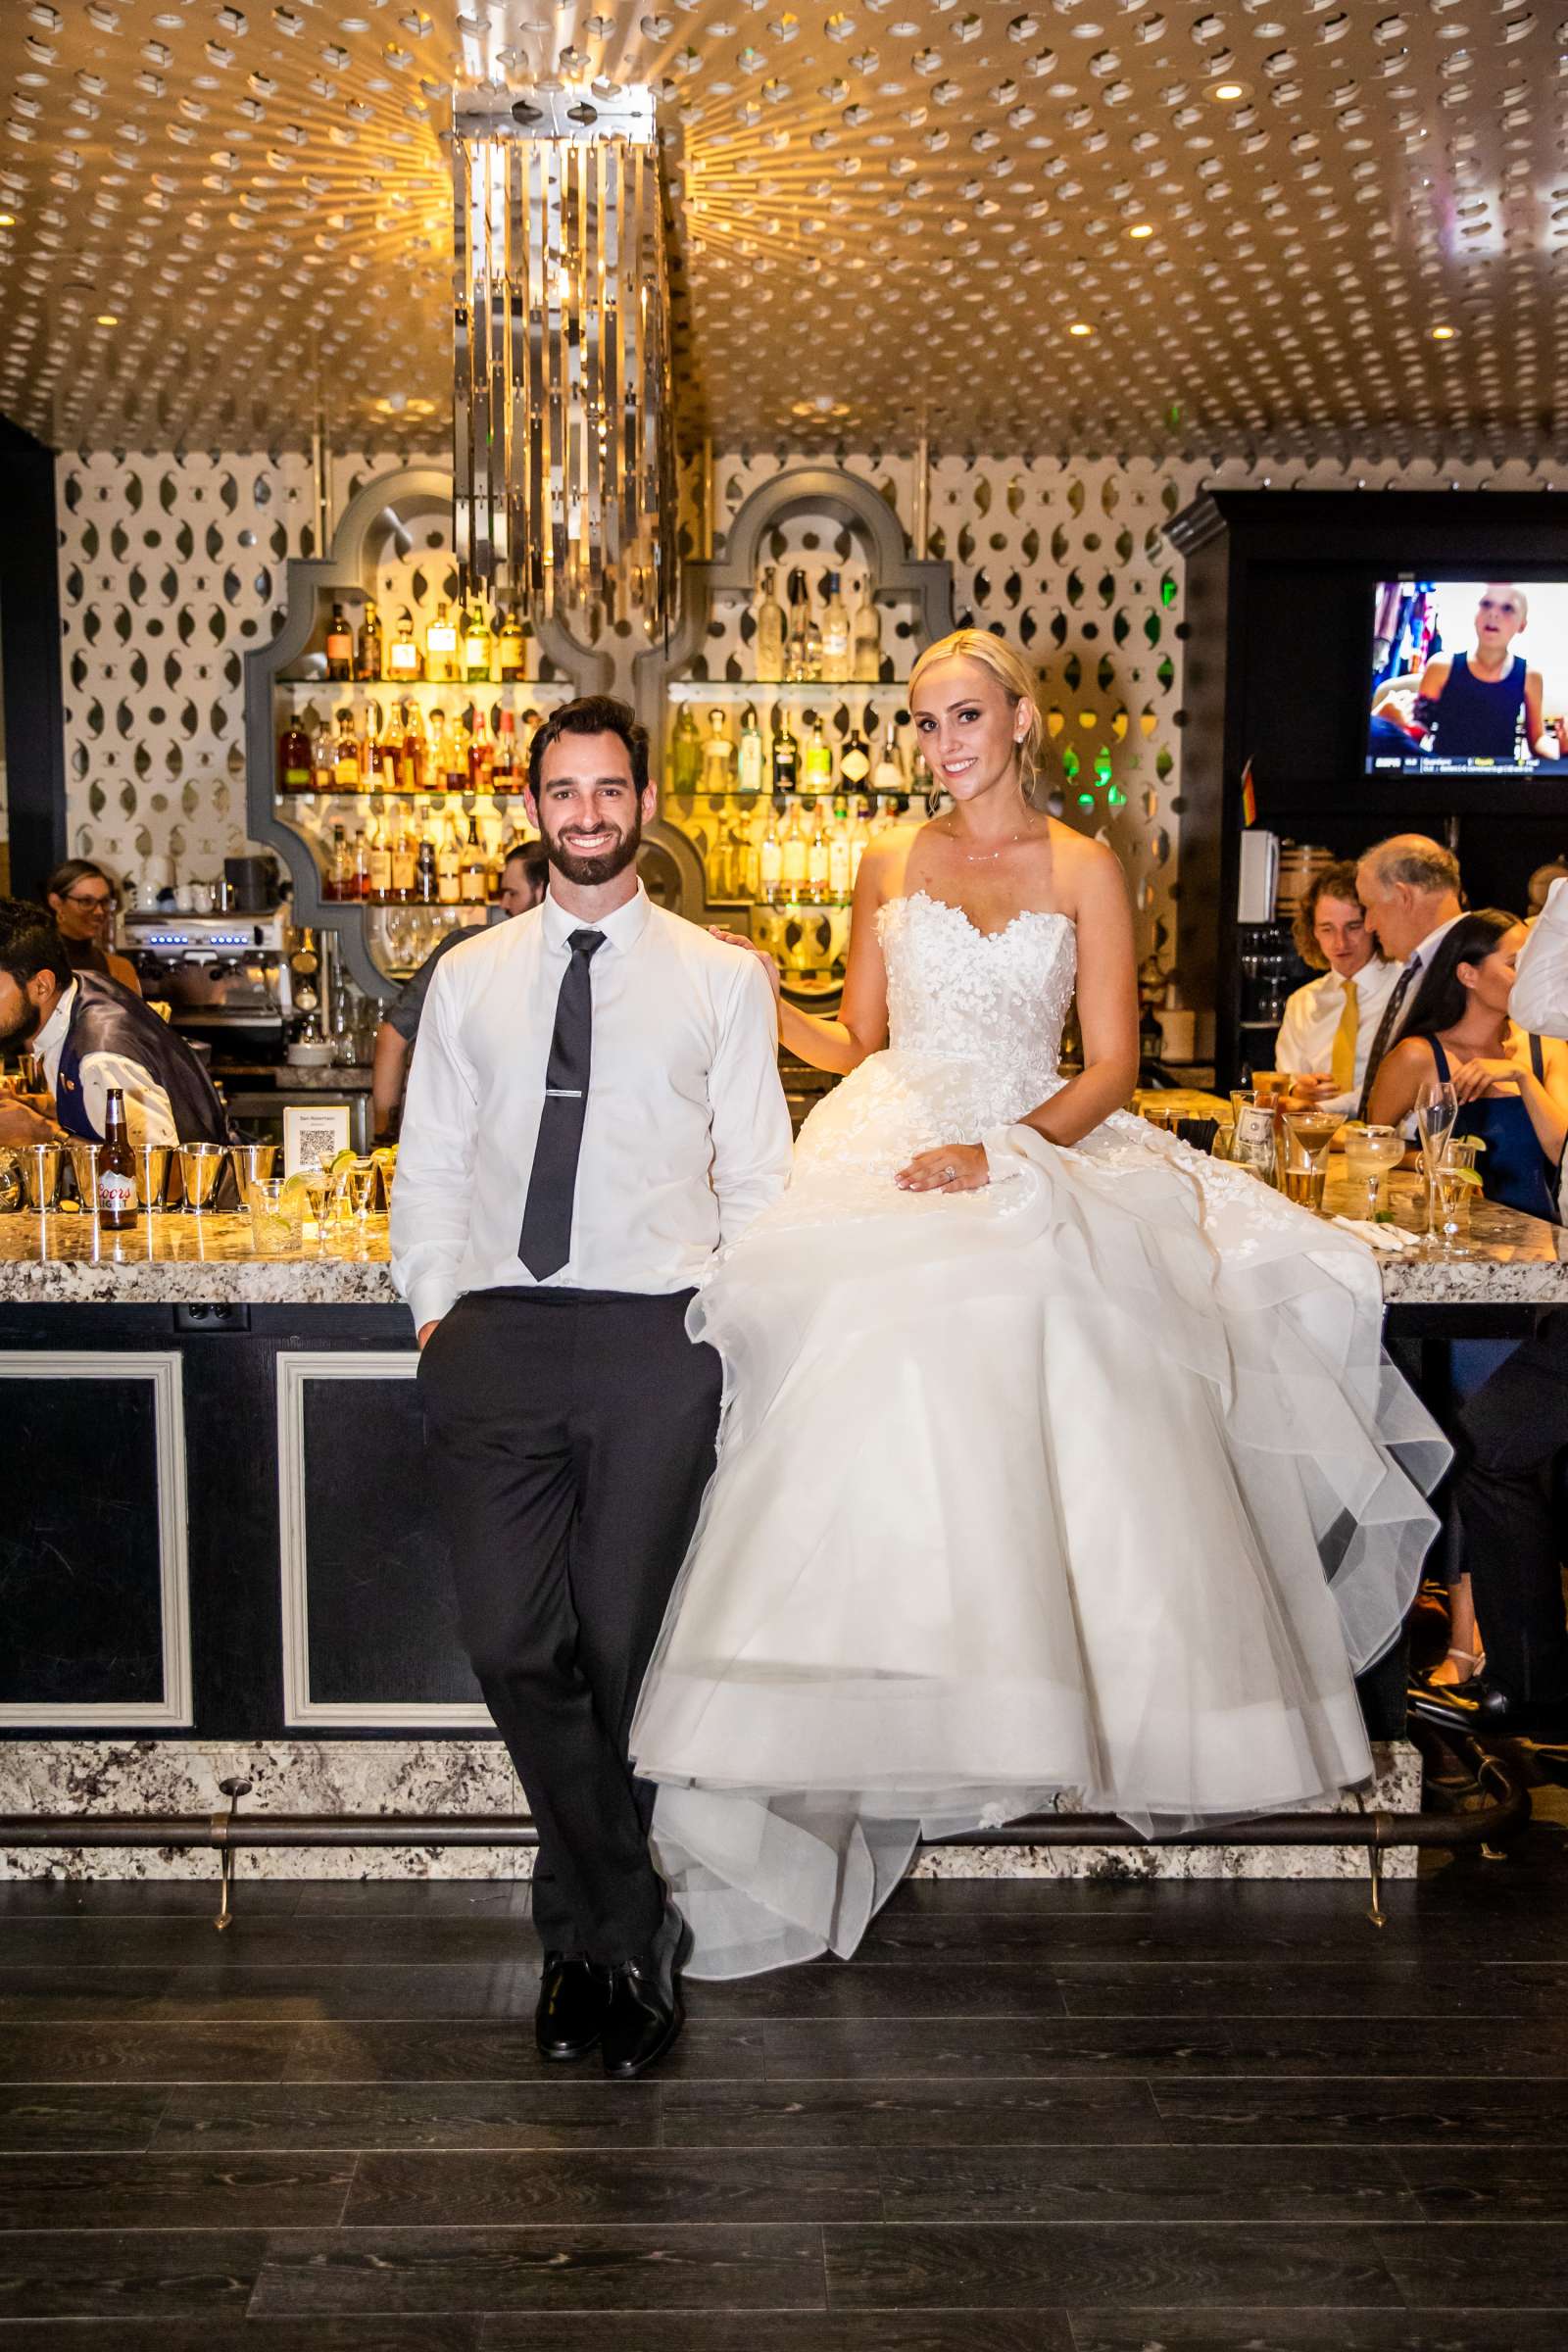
[
  {"xmin": 518, "ymin": 928, "xmax": 606, "ymax": 1280},
  {"xmin": 1355, "ymin": 958, "xmax": 1418, "ymax": 1121}
]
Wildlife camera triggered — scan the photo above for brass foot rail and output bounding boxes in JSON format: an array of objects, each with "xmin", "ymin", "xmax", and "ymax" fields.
[{"xmin": 0, "ymin": 1743, "xmax": 1529, "ymax": 1934}]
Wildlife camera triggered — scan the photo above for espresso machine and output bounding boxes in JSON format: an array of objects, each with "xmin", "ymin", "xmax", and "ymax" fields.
[{"xmin": 122, "ymin": 909, "xmax": 292, "ymax": 1065}]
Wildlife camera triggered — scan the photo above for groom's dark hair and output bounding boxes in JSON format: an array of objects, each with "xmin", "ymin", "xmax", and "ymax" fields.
[{"xmin": 527, "ymin": 695, "xmax": 650, "ymax": 798}]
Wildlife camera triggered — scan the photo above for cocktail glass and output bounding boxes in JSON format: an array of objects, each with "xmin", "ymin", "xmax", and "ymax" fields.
[
  {"xmin": 328, "ymin": 1156, "xmax": 376, "ymax": 1228},
  {"xmin": 1343, "ymin": 1123, "xmax": 1406, "ymax": 1218},
  {"xmin": 1281, "ymin": 1105, "xmax": 1341, "ymax": 1213},
  {"xmin": 247, "ymin": 1176, "xmax": 306, "ymax": 1257},
  {"xmin": 178, "ymin": 1142, "xmax": 226, "ymax": 1213}
]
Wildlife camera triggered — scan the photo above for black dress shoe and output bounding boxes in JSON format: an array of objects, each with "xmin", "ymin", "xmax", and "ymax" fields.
[
  {"xmin": 535, "ymin": 1953, "xmax": 613, "ymax": 2062},
  {"xmin": 1411, "ymin": 1673, "xmax": 1568, "ymax": 1742},
  {"xmin": 602, "ymin": 1900, "xmax": 694, "ymax": 2080}
]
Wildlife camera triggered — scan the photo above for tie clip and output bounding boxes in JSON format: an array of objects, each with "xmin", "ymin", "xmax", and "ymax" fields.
[{"xmin": 545, "ymin": 1088, "xmax": 584, "ymax": 1099}]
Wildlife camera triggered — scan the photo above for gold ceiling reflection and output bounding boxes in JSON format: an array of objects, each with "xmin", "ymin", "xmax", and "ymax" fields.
[{"xmin": 2, "ymin": 0, "xmax": 1564, "ymax": 457}]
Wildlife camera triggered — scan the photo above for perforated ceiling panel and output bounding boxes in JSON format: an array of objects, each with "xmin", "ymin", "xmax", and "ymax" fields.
[{"xmin": 3, "ymin": 3, "xmax": 1565, "ymax": 458}]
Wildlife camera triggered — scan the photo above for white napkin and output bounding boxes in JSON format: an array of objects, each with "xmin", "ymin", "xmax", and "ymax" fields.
[{"xmin": 1333, "ymin": 1215, "xmax": 1423, "ymax": 1252}]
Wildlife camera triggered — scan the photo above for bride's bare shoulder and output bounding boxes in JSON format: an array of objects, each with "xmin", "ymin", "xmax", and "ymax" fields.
[
  {"xmin": 1043, "ymin": 818, "xmax": 1126, "ymax": 909},
  {"xmin": 859, "ymin": 820, "xmax": 928, "ymax": 899}
]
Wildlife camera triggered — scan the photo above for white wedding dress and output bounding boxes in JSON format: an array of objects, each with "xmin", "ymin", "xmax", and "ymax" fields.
[{"xmin": 630, "ymin": 890, "xmax": 1448, "ymax": 1979}]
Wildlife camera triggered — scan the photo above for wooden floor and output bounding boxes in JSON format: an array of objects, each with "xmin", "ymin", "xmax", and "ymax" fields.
[{"xmin": 4, "ymin": 1821, "xmax": 1568, "ymax": 2350}]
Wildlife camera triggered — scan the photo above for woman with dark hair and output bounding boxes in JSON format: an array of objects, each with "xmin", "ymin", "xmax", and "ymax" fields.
[
  {"xmin": 44, "ymin": 859, "xmax": 141, "ymax": 997},
  {"xmin": 1367, "ymin": 908, "xmax": 1568, "ymax": 1224}
]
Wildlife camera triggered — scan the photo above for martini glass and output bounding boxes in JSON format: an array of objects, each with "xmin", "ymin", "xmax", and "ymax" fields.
[{"xmin": 1343, "ymin": 1123, "xmax": 1406, "ymax": 1219}]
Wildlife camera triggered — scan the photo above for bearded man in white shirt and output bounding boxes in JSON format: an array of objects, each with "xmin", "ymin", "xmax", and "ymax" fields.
[
  {"xmin": 392, "ymin": 697, "xmax": 792, "ymax": 2081},
  {"xmin": 1274, "ymin": 861, "xmax": 1401, "ymax": 1117}
]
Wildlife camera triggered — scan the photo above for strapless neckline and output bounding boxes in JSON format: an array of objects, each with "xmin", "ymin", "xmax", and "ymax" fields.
[{"xmin": 881, "ymin": 888, "xmax": 1075, "ymax": 949}]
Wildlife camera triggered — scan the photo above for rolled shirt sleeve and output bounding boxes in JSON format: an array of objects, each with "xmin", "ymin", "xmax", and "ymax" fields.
[
  {"xmin": 708, "ymin": 956, "xmax": 794, "ymax": 1244},
  {"xmin": 1512, "ymin": 878, "xmax": 1568, "ymax": 1040},
  {"xmin": 77, "ymin": 1052, "xmax": 178, "ymax": 1149}
]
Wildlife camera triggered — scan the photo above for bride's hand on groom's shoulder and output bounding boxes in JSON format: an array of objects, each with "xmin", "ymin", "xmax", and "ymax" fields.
[
  {"xmin": 709, "ymin": 927, "xmax": 782, "ymax": 1004},
  {"xmin": 896, "ymin": 1144, "xmax": 991, "ymax": 1193}
]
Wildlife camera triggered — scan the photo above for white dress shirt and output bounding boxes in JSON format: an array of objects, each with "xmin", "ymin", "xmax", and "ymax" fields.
[
  {"xmin": 1273, "ymin": 956, "xmax": 1401, "ymax": 1114},
  {"xmin": 391, "ymin": 883, "xmax": 794, "ymax": 1332},
  {"xmin": 33, "ymin": 981, "xmax": 178, "ymax": 1148},
  {"xmin": 1512, "ymin": 876, "xmax": 1568, "ymax": 1040}
]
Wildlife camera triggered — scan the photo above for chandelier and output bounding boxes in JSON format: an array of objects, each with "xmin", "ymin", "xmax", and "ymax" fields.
[{"xmin": 451, "ymin": 86, "xmax": 678, "ymax": 638}]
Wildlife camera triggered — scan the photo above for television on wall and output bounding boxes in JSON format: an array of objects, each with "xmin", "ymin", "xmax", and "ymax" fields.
[{"xmin": 1366, "ymin": 578, "xmax": 1568, "ymax": 778}]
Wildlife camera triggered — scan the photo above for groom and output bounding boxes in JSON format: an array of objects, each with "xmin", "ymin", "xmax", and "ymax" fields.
[{"xmin": 392, "ymin": 695, "xmax": 791, "ymax": 2076}]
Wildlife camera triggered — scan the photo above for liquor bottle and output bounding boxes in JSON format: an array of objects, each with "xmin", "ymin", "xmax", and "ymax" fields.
[
  {"xmin": 387, "ymin": 615, "xmax": 422, "ymax": 683},
  {"xmin": 325, "ymin": 601, "xmax": 353, "ymax": 681},
  {"xmin": 701, "ymin": 708, "xmax": 736, "ymax": 794},
  {"xmin": 849, "ymin": 797, "xmax": 873, "ymax": 887},
  {"xmin": 424, "ymin": 600, "xmax": 459, "ymax": 685},
  {"xmin": 770, "ymin": 706, "xmax": 800, "ymax": 793},
  {"xmin": 909, "ymin": 745, "xmax": 935, "ymax": 808},
  {"xmin": 779, "ymin": 799, "xmax": 808, "ymax": 900},
  {"xmin": 498, "ymin": 608, "xmax": 527, "ymax": 682},
  {"xmin": 310, "ymin": 718, "xmax": 335, "ymax": 795},
  {"xmin": 785, "ymin": 567, "xmax": 811, "ymax": 682},
  {"xmin": 436, "ymin": 815, "xmax": 462, "ymax": 906},
  {"xmin": 97, "ymin": 1087, "xmax": 138, "ymax": 1231},
  {"xmin": 441, "ymin": 713, "xmax": 471, "ymax": 797},
  {"xmin": 461, "ymin": 815, "xmax": 489, "ymax": 906},
  {"xmin": 332, "ymin": 713, "xmax": 361, "ymax": 792},
  {"xmin": 827, "ymin": 796, "xmax": 854, "ymax": 902},
  {"xmin": 819, "ymin": 571, "xmax": 851, "ymax": 683},
  {"xmin": 743, "ymin": 802, "xmax": 767, "ymax": 899},
  {"xmin": 737, "ymin": 703, "xmax": 764, "ymax": 793},
  {"xmin": 390, "ymin": 814, "xmax": 416, "ymax": 903},
  {"xmin": 463, "ymin": 602, "xmax": 494, "ymax": 684},
  {"xmin": 400, "ymin": 702, "xmax": 428, "ymax": 795},
  {"xmin": 361, "ymin": 712, "xmax": 393, "ymax": 794},
  {"xmin": 351, "ymin": 827, "xmax": 371, "ymax": 902},
  {"xmin": 468, "ymin": 708, "xmax": 495, "ymax": 795},
  {"xmin": 804, "ymin": 580, "xmax": 823, "ymax": 682},
  {"xmin": 755, "ymin": 566, "xmax": 786, "ymax": 682},
  {"xmin": 759, "ymin": 801, "xmax": 784, "ymax": 903},
  {"xmin": 872, "ymin": 721, "xmax": 906, "ymax": 798},
  {"xmin": 277, "ymin": 714, "xmax": 312, "ymax": 795},
  {"xmin": 493, "ymin": 708, "xmax": 518, "ymax": 791},
  {"xmin": 840, "ymin": 725, "xmax": 871, "ymax": 798},
  {"xmin": 803, "ymin": 717, "xmax": 834, "ymax": 795},
  {"xmin": 852, "ymin": 581, "xmax": 882, "ymax": 677},
  {"xmin": 368, "ymin": 817, "xmax": 393, "ymax": 903},
  {"xmin": 356, "ymin": 599, "xmax": 383, "ymax": 683},
  {"xmin": 415, "ymin": 828, "xmax": 438, "ymax": 906},
  {"xmin": 668, "ymin": 704, "xmax": 703, "ymax": 795},
  {"xmin": 324, "ymin": 822, "xmax": 352, "ymax": 902},
  {"xmin": 806, "ymin": 803, "xmax": 831, "ymax": 903}
]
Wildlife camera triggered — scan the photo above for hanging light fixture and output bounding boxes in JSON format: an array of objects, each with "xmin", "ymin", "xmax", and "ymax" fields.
[{"xmin": 452, "ymin": 86, "xmax": 678, "ymax": 637}]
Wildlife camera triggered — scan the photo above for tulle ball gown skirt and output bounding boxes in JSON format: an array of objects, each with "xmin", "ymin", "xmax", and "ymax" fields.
[{"xmin": 631, "ymin": 1052, "xmax": 1447, "ymax": 1981}]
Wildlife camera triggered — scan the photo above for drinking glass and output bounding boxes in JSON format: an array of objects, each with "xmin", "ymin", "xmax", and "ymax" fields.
[
  {"xmin": 1343, "ymin": 1123, "xmax": 1405, "ymax": 1218},
  {"xmin": 228, "ymin": 1142, "xmax": 278, "ymax": 1195},
  {"xmin": 131, "ymin": 1144, "xmax": 175, "ymax": 1210},
  {"xmin": 178, "ymin": 1142, "xmax": 226, "ymax": 1213},
  {"xmin": 17, "ymin": 1143, "xmax": 62, "ymax": 1211},
  {"xmin": 67, "ymin": 1141, "xmax": 102, "ymax": 1211},
  {"xmin": 1415, "ymin": 1078, "xmax": 1459, "ymax": 1240},
  {"xmin": 328, "ymin": 1156, "xmax": 376, "ymax": 1227},
  {"xmin": 1281, "ymin": 1105, "xmax": 1341, "ymax": 1213},
  {"xmin": 247, "ymin": 1176, "xmax": 306, "ymax": 1256}
]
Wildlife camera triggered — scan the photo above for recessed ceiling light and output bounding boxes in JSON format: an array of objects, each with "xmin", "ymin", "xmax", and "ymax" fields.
[
  {"xmin": 1127, "ymin": 221, "xmax": 1154, "ymax": 239},
  {"xmin": 1067, "ymin": 320, "xmax": 1094, "ymax": 337},
  {"xmin": 94, "ymin": 313, "xmax": 119, "ymax": 326},
  {"xmin": 1430, "ymin": 323, "xmax": 1458, "ymax": 341},
  {"xmin": 0, "ymin": 214, "xmax": 14, "ymax": 227},
  {"xmin": 1210, "ymin": 80, "xmax": 1248, "ymax": 103}
]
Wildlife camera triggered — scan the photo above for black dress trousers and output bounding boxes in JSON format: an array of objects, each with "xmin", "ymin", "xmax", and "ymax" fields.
[
  {"xmin": 418, "ymin": 1286, "xmax": 722, "ymax": 1961},
  {"xmin": 1452, "ymin": 1316, "xmax": 1568, "ymax": 1704}
]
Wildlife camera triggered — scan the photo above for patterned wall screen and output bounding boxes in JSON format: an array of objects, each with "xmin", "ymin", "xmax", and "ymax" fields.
[{"xmin": 57, "ymin": 445, "xmax": 1554, "ymax": 986}]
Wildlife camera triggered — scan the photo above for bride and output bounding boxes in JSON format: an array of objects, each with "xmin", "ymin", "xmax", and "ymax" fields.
[{"xmin": 630, "ymin": 629, "xmax": 1448, "ymax": 1980}]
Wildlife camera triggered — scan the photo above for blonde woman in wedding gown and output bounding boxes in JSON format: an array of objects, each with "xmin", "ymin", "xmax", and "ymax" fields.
[{"xmin": 630, "ymin": 630, "xmax": 1448, "ymax": 1981}]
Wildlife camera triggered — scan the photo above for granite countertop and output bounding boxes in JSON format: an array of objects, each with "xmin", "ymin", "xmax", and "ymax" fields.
[{"xmin": 0, "ymin": 1168, "xmax": 1563, "ymax": 1306}]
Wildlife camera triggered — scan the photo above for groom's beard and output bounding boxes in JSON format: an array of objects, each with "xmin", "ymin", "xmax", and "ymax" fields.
[{"xmin": 539, "ymin": 804, "xmax": 644, "ymax": 888}]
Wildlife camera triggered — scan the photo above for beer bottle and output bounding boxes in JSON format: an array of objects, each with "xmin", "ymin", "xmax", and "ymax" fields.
[{"xmin": 98, "ymin": 1088, "xmax": 139, "ymax": 1231}]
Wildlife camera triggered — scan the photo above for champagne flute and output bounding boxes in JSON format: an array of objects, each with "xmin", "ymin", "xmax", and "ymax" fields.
[{"xmin": 1415, "ymin": 1077, "xmax": 1458, "ymax": 1245}]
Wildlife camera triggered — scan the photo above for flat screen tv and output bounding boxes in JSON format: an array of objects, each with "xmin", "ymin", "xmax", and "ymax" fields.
[{"xmin": 1367, "ymin": 578, "xmax": 1568, "ymax": 777}]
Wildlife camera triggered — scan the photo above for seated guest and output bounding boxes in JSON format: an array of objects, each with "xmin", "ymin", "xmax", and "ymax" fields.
[
  {"xmin": 371, "ymin": 846, "xmax": 547, "ymax": 1141},
  {"xmin": 44, "ymin": 858, "xmax": 142, "ymax": 997},
  {"xmin": 1367, "ymin": 909, "xmax": 1568, "ymax": 1224},
  {"xmin": 1274, "ymin": 861, "xmax": 1401, "ymax": 1116},
  {"xmin": 1352, "ymin": 834, "xmax": 1466, "ymax": 1116},
  {"xmin": 0, "ymin": 902, "xmax": 231, "ymax": 1150}
]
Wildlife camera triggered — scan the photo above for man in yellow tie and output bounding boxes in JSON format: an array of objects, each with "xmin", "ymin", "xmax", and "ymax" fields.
[{"xmin": 1274, "ymin": 862, "xmax": 1403, "ymax": 1116}]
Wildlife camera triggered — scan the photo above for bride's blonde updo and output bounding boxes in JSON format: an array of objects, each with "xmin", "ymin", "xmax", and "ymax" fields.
[{"xmin": 908, "ymin": 628, "xmax": 1045, "ymax": 795}]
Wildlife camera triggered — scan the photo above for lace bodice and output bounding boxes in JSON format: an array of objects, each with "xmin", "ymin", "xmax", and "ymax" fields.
[{"xmin": 877, "ymin": 890, "xmax": 1076, "ymax": 1117}]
